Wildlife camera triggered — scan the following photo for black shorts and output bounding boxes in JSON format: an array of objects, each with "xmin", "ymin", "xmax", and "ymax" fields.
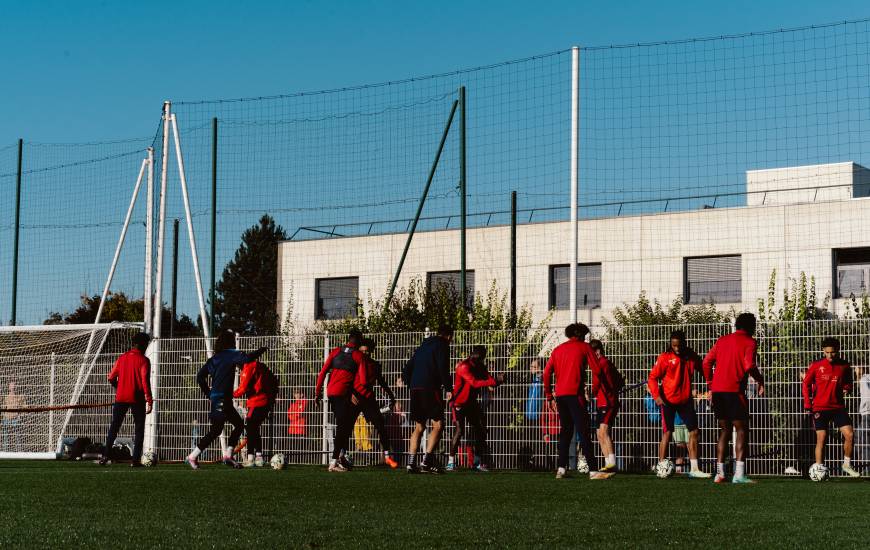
[
  {"xmin": 596, "ymin": 405, "xmax": 619, "ymax": 427},
  {"xmin": 410, "ymin": 389, "xmax": 444, "ymax": 424},
  {"xmin": 712, "ymin": 392, "xmax": 749, "ymax": 423},
  {"xmin": 660, "ymin": 399, "xmax": 697, "ymax": 432},
  {"xmin": 812, "ymin": 409, "xmax": 852, "ymax": 430}
]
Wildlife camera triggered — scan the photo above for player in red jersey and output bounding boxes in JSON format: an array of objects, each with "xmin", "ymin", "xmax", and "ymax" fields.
[
  {"xmin": 803, "ymin": 337, "xmax": 860, "ymax": 477},
  {"xmin": 314, "ymin": 330, "xmax": 366, "ymax": 472},
  {"xmin": 233, "ymin": 360, "xmax": 277, "ymax": 467},
  {"xmin": 648, "ymin": 331, "xmax": 710, "ymax": 478},
  {"xmin": 446, "ymin": 345, "xmax": 504, "ymax": 472},
  {"xmin": 589, "ymin": 340, "xmax": 621, "ymax": 472},
  {"xmin": 703, "ymin": 313, "xmax": 765, "ymax": 483},
  {"xmin": 544, "ymin": 324, "xmax": 613, "ymax": 480},
  {"xmin": 353, "ymin": 338, "xmax": 399, "ymax": 469},
  {"xmin": 99, "ymin": 332, "xmax": 153, "ymax": 466}
]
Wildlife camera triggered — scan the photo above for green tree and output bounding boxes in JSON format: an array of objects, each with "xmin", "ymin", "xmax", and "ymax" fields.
[
  {"xmin": 44, "ymin": 291, "xmax": 199, "ymax": 337},
  {"xmin": 213, "ymin": 214, "xmax": 287, "ymax": 335}
]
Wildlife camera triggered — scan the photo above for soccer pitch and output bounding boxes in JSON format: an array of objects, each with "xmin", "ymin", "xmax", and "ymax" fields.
[{"xmin": 2, "ymin": 461, "xmax": 868, "ymax": 548}]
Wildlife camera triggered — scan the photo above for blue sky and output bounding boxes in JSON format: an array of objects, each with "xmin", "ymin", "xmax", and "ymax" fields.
[
  {"xmin": 2, "ymin": 1, "xmax": 870, "ymax": 326},
  {"xmin": 1, "ymin": 0, "xmax": 869, "ymax": 143}
]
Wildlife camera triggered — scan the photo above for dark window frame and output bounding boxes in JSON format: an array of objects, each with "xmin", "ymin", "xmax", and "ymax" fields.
[
  {"xmin": 314, "ymin": 276, "xmax": 359, "ymax": 320},
  {"xmin": 426, "ymin": 270, "xmax": 476, "ymax": 308},
  {"xmin": 833, "ymin": 247, "xmax": 870, "ymax": 298},
  {"xmin": 548, "ymin": 263, "xmax": 602, "ymax": 310},
  {"xmin": 683, "ymin": 254, "xmax": 742, "ymax": 304}
]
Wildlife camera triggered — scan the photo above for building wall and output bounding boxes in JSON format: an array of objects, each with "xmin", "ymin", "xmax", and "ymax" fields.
[{"xmin": 278, "ymin": 181, "xmax": 870, "ymax": 329}]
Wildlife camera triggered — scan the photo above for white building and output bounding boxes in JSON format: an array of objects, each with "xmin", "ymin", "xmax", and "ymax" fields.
[{"xmin": 277, "ymin": 162, "xmax": 870, "ymax": 329}]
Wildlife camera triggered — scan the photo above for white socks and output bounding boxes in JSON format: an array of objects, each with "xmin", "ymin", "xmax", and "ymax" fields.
[
  {"xmin": 189, "ymin": 447, "xmax": 202, "ymax": 460},
  {"xmin": 735, "ymin": 461, "xmax": 746, "ymax": 478},
  {"xmin": 448, "ymin": 455, "xmax": 455, "ymax": 465},
  {"xmin": 717, "ymin": 462, "xmax": 725, "ymax": 477},
  {"xmin": 606, "ymin": 454, "xmax": 616, "ymax": 467},
  {"xmin": 223, "ymin": 446, "xmax": 233, "ymax": 460},
  {"xmin": 690, "ymin": 459, "xmax": 699, "ymax": 471},
  {"xmin": 844, "ymin": 456, "xmax": 852, "ymax": 466},
  {"xmin": 247, "ymin": 454, "xmax": 255, "ymax": 463}
]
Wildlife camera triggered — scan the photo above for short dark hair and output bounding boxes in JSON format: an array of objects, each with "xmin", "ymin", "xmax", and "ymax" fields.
[
  {"xmin": 574, "ymin": 323, "xmax": 590, "ymax": 339},
  {"xmin": 564, "ymin": 324, "xmax": 577, "ymax": 338},
  {"xmin": 361, "ymin": 337, "xmax": 376, "ymax": 351},
  {"xmin": 348, "ymin": 328, "xmax": 363, "ymax": 340},
  {"xmin": 821, "ymin": 336, "xmax": 840, "ymax": 350},
  {"xmin": 471, "ymin": 345, "xmax": 487, "ymax": 360},
  {"xmin": 132, "ymin": 332, "xmax": 150, "ymax": 349},
  {"xmin": 735, "ymin": 313, "xmax": 756, "ymax": 335},
  {"xmin": 437, "ymin": 324, "xmax": 454, "ymax": 338},
  {"xmin": 215, "ymin": 329, "xmax": 236, "ymax": 353},
  {"xmin": 589, "ymin": 339, "xmax": 604, "ymax": 353},
  {"xmin": 347, "ymin": 332, "xmax": 363, "ymax": 346}
]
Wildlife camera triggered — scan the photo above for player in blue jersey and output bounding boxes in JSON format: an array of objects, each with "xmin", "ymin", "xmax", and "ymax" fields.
[{"xmin": 186, "ymin": 330, "xmax": 267, "ymax": 469}]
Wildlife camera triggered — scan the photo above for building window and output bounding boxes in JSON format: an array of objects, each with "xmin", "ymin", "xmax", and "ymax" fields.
[
  {"xmin": 315, "ymin": 277, "xmax": 359, "ymax": 320},
  {"xmin": 684, "ymin": 255, "xmax": 741, "ymax": 304},
  {"xmin": 834, "ymin": 247, "xmax": 870, "ymax": 298},
  {"xmin": 549, "ymin": 263, "xmax": 602, "ymax": 310},
  {"xmin": 426, "ymin": 270, "xmax": 475, "ymax": 308}
]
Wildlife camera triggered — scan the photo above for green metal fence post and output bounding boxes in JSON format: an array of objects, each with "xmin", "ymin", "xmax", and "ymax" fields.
[
  {"xmin": 210, "ymin": 117, "xmax": 217, "ymax": 333},
  {"xmin": 11, "ymin": 138, "xmax": 23, "ymax": 325},
  {"xmin": 459, "ymin": 86, "xmax": 467, "ymax": 310}
]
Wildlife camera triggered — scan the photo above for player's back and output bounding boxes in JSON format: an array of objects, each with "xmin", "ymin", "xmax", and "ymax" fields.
[{"xmin": 706, "ymin": 331, "xmax": 757, "ymax": 393}]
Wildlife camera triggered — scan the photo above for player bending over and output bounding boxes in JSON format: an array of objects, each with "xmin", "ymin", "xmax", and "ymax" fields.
[
  {"xmin": 589, "ymin": 339, "xmax": 622, "ymax": 473},
  {"xmin": 186, "ymin": 330, "xmax": 267, "ymax": 469},
  {"xmin": 315, "ymin": 330, "xmax": 366, "ymax": 472},
  {"xmin": 803, "ymin": 337, "xmax": 861, "ymax": 478},
  {"xmin": 703, "ymin": 313, "xmax": 765, "ymax": 483},
  {"xmin": 100, "ymin": 332, "xmax": 153, "ymax": 466},
  {"xmin": 447, "ymin": 345, "xmax": 505, "ymax": 472},
  {"xmin": 544, "ymin": 324, "xmax": 613, "ymax": 480},
  {"xmin": 402, "ymin": 325, "xmax": 454, "ymax": 474},
  {"xmin": 353, "ymin": 338, "xmax": 399, "ymax": 469},
  {"xmin": 233, "ymin": 359, "xmax": 278, "ymax": 467},
  {"xmin": 648, "ymin": 330, "xmax": 711, "ymax": 478}
]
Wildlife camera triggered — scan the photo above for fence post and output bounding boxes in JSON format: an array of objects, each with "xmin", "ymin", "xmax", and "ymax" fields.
[
  {"xmin": 322, "ymin": 333, "xmax": 330, "ymax": 465},
  {"xmin": 11, "ymin": 138, "xmax": 23, "ymax": 325},
  {"xmin": 210, "ymin": 117, "xmax": 217, "ymax": 334}
]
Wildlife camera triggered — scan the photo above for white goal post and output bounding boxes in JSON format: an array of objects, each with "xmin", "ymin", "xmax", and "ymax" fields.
[{"xmin": 0, "ymin": 322, "xmax": 142, "ymax": 459}]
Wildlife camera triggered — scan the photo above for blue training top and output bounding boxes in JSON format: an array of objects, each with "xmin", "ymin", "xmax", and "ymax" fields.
[{"xmin": 196, "ymin": 349, "xmax": 256, "ymax": 400}]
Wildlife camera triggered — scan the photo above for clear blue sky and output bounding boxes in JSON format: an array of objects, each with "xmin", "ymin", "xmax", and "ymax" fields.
[{"xmin": 2, "ymin": 0, "xmax": 869, "ymax": 144}]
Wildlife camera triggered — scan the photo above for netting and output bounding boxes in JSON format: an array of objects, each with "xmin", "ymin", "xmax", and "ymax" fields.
[
  {"xmin": 0, "ymin": 323, "xmax": 140, "ymax": 457},
  {"xmin": 147, "ymin": 321, "xmax": 869, "ymax": 475}
]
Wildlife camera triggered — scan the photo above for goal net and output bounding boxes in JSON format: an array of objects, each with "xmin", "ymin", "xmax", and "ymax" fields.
[{"xmin": 0, "ymin": 322, "xmax": 141, "ymax": 459}]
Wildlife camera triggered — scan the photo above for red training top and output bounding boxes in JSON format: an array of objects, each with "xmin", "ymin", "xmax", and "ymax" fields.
[
  {"xmin": 107, "ymin": 348, "xmax": 153, "ymax": 404},
  {"xmin": 703, "ymin": 330, "xmax": 760, "ymax": 393},
  {"xmin": 287, "ymin": 398, "xmax": 307, "ymax": 435},
  {"xmin": 592, "ymin": 355, "xmax": 620, "ymax": 407},
  {"xmin": 543, "ymin": 339, "xmax": 599, "ymax": 402},
  {"xmin": 648, "ymin": 349, "xmax": 703, "ymax": 404},
  {"xmin": 452, "ymin": 358, "xmax": 497, "ymax": 407},
  {"xmin": 315, "ymin": 343, "xmax": 365, "ymax": 398},
  {"xmin": 803, "ymin": 358, "xmax": 853, "ymax": 411},
  {"xmin": 354, "ymin": 356, "xmax": 378, "ymax": 400},
  {"xmin": 233, "ymin": 361, "xmax": 270, "ymax": 409}
]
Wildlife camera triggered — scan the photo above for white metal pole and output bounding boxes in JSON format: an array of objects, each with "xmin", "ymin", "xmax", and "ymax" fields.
[
  {"xmin": 147, "ymin": 101, "xmax": 172, "ymax": 455},
  {"xmin": 48, "ymin": 352, "xmax": 56, "ymax": 450},
  {"xmin": 570, "ymin": 46, "xmax": 580, "ymax": 325},
  {"xmin": 144, "ymin": 147, "xmax": 154, "ymax": 336},
  {"xmin": 170, "ymin": 113, "xmax": 214, "ymax": 349},
  {"xmin": 322, "ymin": 333, "xmax": 329, "ymax": 465}
]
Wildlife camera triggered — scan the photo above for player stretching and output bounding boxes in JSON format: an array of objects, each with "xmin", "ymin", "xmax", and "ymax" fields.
[
  {"xmin": 315, "ymin": 330, "xmax": 366, "ymax": 472},
  {"xmin": 402, "ymin": 325, "xmax": 454, "ymax": 474},
  {"xmin": 589, "ymin": 339, "xmax": 622, "ymax": 473},
  {"xmin": 544, "ymin": 324, "xmax": 613, "ymax": 480},
  {"xmin": 187, "ymin": 330, "xmax": 267, "ymax": 469},
  {"xmin": 233, "ymin": 360, "xmax": 278, "ymax": 467},
  {"xmin": 648, "ymin": 330, "xmax": 711, "ymax": 478},
  {"xmin": 447, "ymin": 345, "xmax": 504, "ymax": 472},
  {"xmin": 100, "ymin": 332, "xmax": 153, "ymax": 466},
  {"xmin": 803, "ymin": 337, "xmax": 861, "ymax": 478},
  {"xmin": 353, "ymin": 338, "xmax": 399, "ymax": 468},
  {"xmin": 703, "ymin": 313, "xmax": 765, "ymax": 483}
]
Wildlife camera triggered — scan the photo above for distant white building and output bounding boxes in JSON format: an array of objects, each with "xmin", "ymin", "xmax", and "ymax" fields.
[{"xmin": 277, "ymin": 162, "xmax": 870, "ymax": 329}]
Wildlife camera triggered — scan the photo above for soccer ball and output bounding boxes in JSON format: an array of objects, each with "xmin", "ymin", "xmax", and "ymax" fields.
[
  {"xmin": 270, "ymin": 453, "xmax": 285, "ymax": 471},
  {"xmin": 141, "ymin": 451, "xmax": 156, "ymax": 467},
  {"xmin": 655, "ymin": 459, "xmax": 675, "ymax": 478},
  {"xmin": 576, "ymin": 457, "xmax": 590, "ymax": 474},
  {"xmin": 808, "ymin": 463, "xmax": 829, "ymax": 482}
]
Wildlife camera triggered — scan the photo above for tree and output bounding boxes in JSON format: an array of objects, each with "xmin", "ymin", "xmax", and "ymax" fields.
[
  {"xmin": 44, "ymin": 291, "xmax": 199, "ymax": 337},
  {"xmin": 213, "ymin": 214, "xmax": 287, "ymax": 335}
]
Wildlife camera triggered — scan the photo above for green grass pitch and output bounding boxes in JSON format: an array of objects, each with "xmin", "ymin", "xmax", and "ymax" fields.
[{"xmin": 2, "ymin": 460, "xmax": 868, "ymax": 548}]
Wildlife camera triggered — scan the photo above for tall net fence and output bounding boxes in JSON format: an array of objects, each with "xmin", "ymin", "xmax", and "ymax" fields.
[{"xmin": 146, "ymin": 321, "xmax": 869, "ymax": 476}]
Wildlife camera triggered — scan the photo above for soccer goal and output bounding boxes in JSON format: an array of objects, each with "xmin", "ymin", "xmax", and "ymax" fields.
[{"xmin": 0, "ymin": 322, "xmax": 141, "ymax": 459}]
